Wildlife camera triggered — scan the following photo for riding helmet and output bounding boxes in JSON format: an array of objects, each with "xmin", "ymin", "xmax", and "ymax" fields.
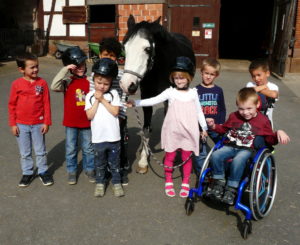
[
  {"xmin": 92, "ymin": 58, "xmax": 118, "ymax": 78},
  {"xmin": 62, "ymin": 46, "xmax": 87, "ymax": 66},
  {"xmin": 172, "ymin": 56, "xmax": 195, "ymax": 77}
]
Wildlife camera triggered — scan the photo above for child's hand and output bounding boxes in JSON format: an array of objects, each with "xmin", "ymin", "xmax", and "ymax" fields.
[
  {"xmin": 206, "ymin": 118, "xmax": 215, "ymax": 129},
  {"xmin": 94, "ymin": 91, "xmax": 103, "ymax": 102},
  {"xmin": 277, "ymin": 130, "xmax": 290, "ymax": 144},
  {"xmin": 201, "ymin": 130, "xmax": 208, "ymax": 140},
  {"xmin": 11, "ymin": 126, "xmax": 19, "ymax": 136},
  {"xmin": 41, "ymin": 124, "xmax": 49, "ymax": 134},
  {"xmin": 126, "ymin": 100, "xmax": 135, "ymax": 108},
  {"xmin": 253, "ymin": 84, "xmax": 268, "ymax": 92},
  {"xmin": 66, "ymin": 64, "xmax": 77, "ymax": 71}
]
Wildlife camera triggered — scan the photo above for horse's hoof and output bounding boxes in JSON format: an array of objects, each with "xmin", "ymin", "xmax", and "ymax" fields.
[{"xmin": 136, "ymin": 166, "xmax": 148, "ymax": 174}]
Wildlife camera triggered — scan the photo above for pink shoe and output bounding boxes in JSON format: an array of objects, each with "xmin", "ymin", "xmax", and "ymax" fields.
[
  {"xmin": 179, "ymin": 183, "xmax": 190, "ymax": 198},
  {"xmin": 165, "ymin": 182, "xmax": 176, "ymax": 197}
]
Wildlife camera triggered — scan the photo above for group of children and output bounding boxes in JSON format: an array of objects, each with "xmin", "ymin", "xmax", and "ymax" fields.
[
  {"xmin": 8, "ymin": 38, "xmax": 129, "ymax": 197},
  {"xmin": 126, "ymin": 56, "xmax": 290, "ymax": 202},
  {"xmin": 8, "ymin": 37, "xmax": 290, "ymax": 203}
]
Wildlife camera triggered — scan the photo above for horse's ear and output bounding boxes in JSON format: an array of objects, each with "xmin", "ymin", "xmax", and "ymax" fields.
[
  {"xmin": 154, "ymin": 16, "xmax": 161, "ymax": 24},
  {"xmin": 127, "ymin": 14, "xmax": 136, "ymax": 30}
]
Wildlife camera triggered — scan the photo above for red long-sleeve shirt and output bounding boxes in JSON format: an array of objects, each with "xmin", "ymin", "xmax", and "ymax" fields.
[
  {"xmin": 8, "ymin": 77, "xmax": 52, "ymax": 126},
  {"xmin": 214, "ymin": 111, "xmax": 278, "ymax": 148}
]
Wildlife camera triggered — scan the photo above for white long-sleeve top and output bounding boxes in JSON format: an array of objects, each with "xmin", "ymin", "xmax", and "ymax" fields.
[{"xmin": 135, "ymin": 87, "xmax": 208, "ymax": 131}]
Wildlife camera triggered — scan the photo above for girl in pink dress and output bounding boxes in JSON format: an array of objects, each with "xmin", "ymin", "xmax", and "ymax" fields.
[{"xmin": 128, "ymin": 57, "xmax": 208, "ymax": 197}]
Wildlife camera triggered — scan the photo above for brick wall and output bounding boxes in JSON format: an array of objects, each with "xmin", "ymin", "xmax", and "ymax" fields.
[{"xmin": 117, "ymin": 4, "xmax": 163, "ymax": 41}]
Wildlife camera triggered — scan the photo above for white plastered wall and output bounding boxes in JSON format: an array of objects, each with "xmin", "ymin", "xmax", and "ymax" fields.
[{"xmin": 43, "ymin": 0, "xmax": 86, "ymax": 37}]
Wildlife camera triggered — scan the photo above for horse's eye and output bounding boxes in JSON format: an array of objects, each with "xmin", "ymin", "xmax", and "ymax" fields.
[{"xmin": 145, "ymin": 47, "xmax": 151, "ymax": 53}]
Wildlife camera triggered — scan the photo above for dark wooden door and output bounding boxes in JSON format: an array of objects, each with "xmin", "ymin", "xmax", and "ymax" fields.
[
  {"xmin": 168, "ymin": 0, "xmax": 220, "ymax": 67},
  {"xmin": 88, "ymin": 23, "xmax": 116, "ymax": 43},
  {"xmin": 269, "ymin": 0, "xmax": 297, "ymax": 76}
]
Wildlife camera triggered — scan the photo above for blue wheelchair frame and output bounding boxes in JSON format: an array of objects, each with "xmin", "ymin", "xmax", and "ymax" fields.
[{"xmin": 185, "ymin": 139, "xmax": 277, "ymax": 239}]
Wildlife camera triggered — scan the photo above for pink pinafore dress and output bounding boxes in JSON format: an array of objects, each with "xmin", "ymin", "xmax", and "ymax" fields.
[{"xmin": 161, "ymin": 98, "xmax": 200, "ymax": 155}]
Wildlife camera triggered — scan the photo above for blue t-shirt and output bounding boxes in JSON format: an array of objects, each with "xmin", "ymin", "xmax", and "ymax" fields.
[{"xmin": 196, "ymin": 84, "xmax": 226, "ymax": 124}]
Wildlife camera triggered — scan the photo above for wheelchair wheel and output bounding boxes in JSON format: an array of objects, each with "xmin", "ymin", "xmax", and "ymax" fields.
[
  {"xmin": 199, "ymin": 146, "xmax": 215, "ymax": 179},
  {"xmin": 249, "ymin": 148, "xmax": 277, "ymax": 220},
  {"xmin": 185, "ymin": 197, "xmax": 195, "ymax": 216},
  {"xmin": 242, "ymin": 220, "xmax": 252, "ymax": 239}
]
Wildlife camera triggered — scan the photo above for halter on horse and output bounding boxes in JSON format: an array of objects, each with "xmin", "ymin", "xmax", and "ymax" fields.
[{"xmin": 120, "ymin": 15, "xmax": 195, "ymax": 173}]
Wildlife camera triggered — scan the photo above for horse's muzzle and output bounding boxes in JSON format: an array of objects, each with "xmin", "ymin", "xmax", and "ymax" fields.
[{"xmin": 128, "ymin": 82, "xmax": 139, "ymax": 95}]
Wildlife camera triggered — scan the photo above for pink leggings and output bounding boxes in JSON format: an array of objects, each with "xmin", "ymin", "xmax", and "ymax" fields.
[{"xmin": 164, "ymin": 150, "xmax": 192, "ymax": 184}]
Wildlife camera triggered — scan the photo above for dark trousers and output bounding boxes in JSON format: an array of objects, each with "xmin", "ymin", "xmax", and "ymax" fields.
[
  {"xmin": 94, "ymin": 141, "xmax": 121, "ymax": 184},
  {"xmin": 119, "ymin": 117, "xmax": 130, "ymax": 177}
]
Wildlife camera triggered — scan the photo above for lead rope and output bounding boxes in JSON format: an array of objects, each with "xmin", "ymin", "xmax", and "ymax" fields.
[{"xmin": 133, "ymin": 107, "xmax": 193, "ymax": 179}]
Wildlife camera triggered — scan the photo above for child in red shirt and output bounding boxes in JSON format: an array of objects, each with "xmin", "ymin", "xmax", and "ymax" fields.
[
  {"xmin": 8, "ymin": 53, "xmax": 53, "ymax": 187},
  {"xmin": 51, "ymin": 47, "xmax": 94, "ymax": 185},
  {"xmin": 206, "ymin": 87, "xmax": 290, "ymax": 205}
]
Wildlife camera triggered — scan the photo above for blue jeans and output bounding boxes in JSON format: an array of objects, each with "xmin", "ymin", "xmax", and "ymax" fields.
[
  {"xmin": 210, "ymin": 145, "xmax": 252, "ymax": 188},
  {"xmin": 194, "ymin": 130, "xmax": 222, "ymax": 173},
  {"xmin": 16, "ymin": 124, "xmax": 48, "ymax": 175},
  {"xmin": 253, "ymin": 136, "xmax": 266, "ymax": 149},
  {"xmin": 94, "ymin": 141, "xmax": 121, "ymax": 184},
  {"xmin": 65, "ymin": 127, "xmax": 94, "ymax": 173}
]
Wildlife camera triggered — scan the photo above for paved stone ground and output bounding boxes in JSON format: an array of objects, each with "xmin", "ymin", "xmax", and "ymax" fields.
[{"xmin": 0, "ymin": 57, "xmax": 299, "ymax": 245}]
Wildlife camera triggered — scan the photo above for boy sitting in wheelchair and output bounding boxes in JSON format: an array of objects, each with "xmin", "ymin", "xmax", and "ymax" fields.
[{"xmin": 206, "ymin": 87, "xmax": 290, "ymax": 205}]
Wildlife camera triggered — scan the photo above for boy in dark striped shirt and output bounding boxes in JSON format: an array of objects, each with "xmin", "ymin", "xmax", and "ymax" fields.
[{"xmin": 194, "ymin": 58, "xmax": 226, "ymax": 173}]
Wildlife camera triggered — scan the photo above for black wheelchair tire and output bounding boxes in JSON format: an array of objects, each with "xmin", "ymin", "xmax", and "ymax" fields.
[
  {"xmin": 249, "ymin": 148, "xmax": 277, "ymax": 220},
  {"xmin": 185, "ymin": 198, "xmax": 195, "ymax": 216}
]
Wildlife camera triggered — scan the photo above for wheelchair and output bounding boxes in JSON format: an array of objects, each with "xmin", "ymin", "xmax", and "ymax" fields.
[{"xmin": 185, "ymin": 139, "xmax": 277, "ymax": 239}]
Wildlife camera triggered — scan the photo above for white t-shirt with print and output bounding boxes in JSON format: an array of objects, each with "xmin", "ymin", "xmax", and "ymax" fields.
[
  {"xmin": 85, "ymin": 89, "xmax": 121, "ymax": 143},
  {"xmin": 246, "ymin": 81, "xmax": 278, "ymax": 127}
]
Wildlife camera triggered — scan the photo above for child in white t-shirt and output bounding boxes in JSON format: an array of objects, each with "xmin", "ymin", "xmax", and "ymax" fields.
[
  {"xmin": 246, "ymin": 59, "xmax": 278, "ymax": 128},
  {"xmin": 85, "ymin": 58, "xmax": 124, "ymax": 198}
]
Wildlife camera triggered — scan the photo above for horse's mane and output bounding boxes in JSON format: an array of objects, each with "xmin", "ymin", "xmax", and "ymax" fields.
[{"xmin": 123, "ymin": 20, "xmax": 172, "ymax": 44}]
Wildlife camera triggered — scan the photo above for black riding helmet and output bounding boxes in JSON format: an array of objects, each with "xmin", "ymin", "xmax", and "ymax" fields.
[
  {"xmin": 62, "ymin": 46, "xmax": 87, "ymax": 66},
  {"xmin": 92, "ymin": 58, "xmax": 118, "ymax": 78},
  {"xmin": 172, "ymin": 56, "xmax": 195, "ymax": 77}
]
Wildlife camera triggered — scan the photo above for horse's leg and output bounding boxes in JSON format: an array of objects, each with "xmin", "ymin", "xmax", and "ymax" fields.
[{"xmin": 136, "ymin": 106, "xmax": 152, "ymax": 174}]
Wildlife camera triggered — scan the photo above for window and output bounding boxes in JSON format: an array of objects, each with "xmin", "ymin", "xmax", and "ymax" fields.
[
  {"xmin": 193, "ymin": 17, "xmax": 200, "ymax": 27},
  {"xmin": 90, "ymin": 5, "xmax": 115, "ymax": 23}
]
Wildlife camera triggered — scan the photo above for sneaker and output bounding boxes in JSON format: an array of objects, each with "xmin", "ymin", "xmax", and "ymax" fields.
[
  {"xmin": 18, "ymin": 175, "xmax": 34, "ymax": 187},
  {"xmin": 94, "ymin": 183, "xmax": 105, "ymax": 197},
  {"xmin": 208, "ymin": 179, "xmax": 225, "ymax": 199},
  {"xmin": 112, "ymin": 184, "xmax": 125, "ymax": 197},
  {"xmin": 121, "ymin": 175, "xmax": 129, "ymax": 186},
  {"xmin": 85, "ymin": 171, "xmax": 96, "ymax": 183},
  {"xmin": 39, "ymin": 172, "xmax": 54, "ymax": 186},
  {"xmin": 222, "ymin": 187, "xmax": 237, "ymax": 205},
  {"xmin": 68, "ymin": 172, "xmax": 77, "ymax": 185}
]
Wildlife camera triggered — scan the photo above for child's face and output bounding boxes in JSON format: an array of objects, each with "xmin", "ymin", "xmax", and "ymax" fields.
[
  {"xmin": 173, "ymin": 75, "xmax": 189, "ymax": 89},
  {"xmin": 201, "ymin": 65, "xmax": 218, "ymax": 86},
  {"xmin": 72, "ymin": 62, "xmax": 86, "ymax": 77},
  {"xmin": 100, "ymin": 50, "xmax": 117, "ymax": 61},
  {"xmin": 250, "ymin": 68, "xmax": 270, "ymax": 86},
  {"xmin": 237, "ymin": 99, "xmax": 259, "ymax": 120},
  {"xmin": 20, "ymin": 59, "xmax": 39, "ymax": 80},
  {"xmin": 94, "ymin": 75, "xmax": 112, "ymax": 93}
]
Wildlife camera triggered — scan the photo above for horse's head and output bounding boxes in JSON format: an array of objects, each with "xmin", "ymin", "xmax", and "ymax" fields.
[{"xmin": 120, "ymin": 15, "xmax": 160, "ymax": 94}]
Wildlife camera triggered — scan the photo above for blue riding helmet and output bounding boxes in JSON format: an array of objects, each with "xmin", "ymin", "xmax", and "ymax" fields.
[
  {"xmin": 172, "ymin": 56, "xmax": 195, "ymax": 77},
  {"xmin": 62, "ymin": 46, "xmax": 87, "ymax": 66},
  {"xmin": 92, "ymin": 58, "xmax": 118, "ymax": 78}
]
